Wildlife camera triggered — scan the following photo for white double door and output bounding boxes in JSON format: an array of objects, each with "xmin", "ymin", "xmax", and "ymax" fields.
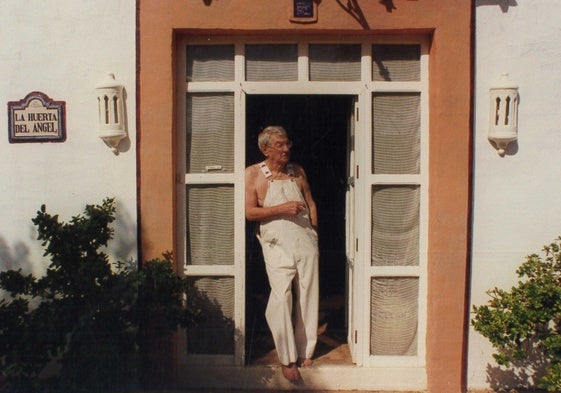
[{"xmin": 183, "ymin": 90, "xmax": 424, "ymax": 367}]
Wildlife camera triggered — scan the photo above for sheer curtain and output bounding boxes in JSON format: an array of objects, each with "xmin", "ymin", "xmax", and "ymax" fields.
[
  {"xmin": 309, "ymin": 44, "xmax": 361, "ymax": 81},
  {"xmin": 245, "ymin": 44, "xmax": 298, "ymax": 81}
]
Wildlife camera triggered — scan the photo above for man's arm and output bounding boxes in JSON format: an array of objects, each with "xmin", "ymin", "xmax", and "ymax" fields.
[{"xmin": 296, "ymin": 165, "xmax": 318, "ymax": 231}]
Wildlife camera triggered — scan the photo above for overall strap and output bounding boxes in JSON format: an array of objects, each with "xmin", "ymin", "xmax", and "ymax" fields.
[
  {"xmin": 287, "ymin": 163, "xmax": 295, "ymax": 177},
  {"xmin": 258, "ymin": 162, "xmax": 273, "ymax": 179},
  {"xmin": 258, "ymin": 161, "xmax": 295, "ymax": 179}
]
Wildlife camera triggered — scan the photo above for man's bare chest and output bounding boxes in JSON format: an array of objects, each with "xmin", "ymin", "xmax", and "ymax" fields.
[{"xmin": 255, "ymin": 177, "xmax": 302, "ymax": 207}]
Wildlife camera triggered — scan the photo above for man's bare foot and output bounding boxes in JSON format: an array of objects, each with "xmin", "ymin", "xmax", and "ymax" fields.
[
  {"xmin": 297, "ymin": 357, "xmax": 313, "ymax": 367},
  {"xmin": 281, "ymin": 363, "xmax": 301, "ymax": 382}
]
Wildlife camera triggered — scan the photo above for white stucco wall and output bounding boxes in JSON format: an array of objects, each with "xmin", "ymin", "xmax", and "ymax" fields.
[
  {"xmin": 469, "ymin": 1, "xmax": 561, "ymax": 390},
  {"xmin": 0, "ymin": 0, "xmax": 137, "ymax": 277}
]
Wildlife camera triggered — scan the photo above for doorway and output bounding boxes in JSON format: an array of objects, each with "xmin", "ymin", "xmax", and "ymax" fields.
[{"xmin": 245, "ymin": 94, "xmax": 355, "ymax": 365}]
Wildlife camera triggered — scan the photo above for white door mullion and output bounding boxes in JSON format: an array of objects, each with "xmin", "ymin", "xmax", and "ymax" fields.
[
  {"xmin": 417, "ymin": 40, "xmax": 430, "ymax": 367},
  {"xmin": 241, "ymin": 82, "xmax": 364, "ymax": 95},
  {"xmin": 235, "ymin": 43, "xmax": 245, "ymax": 83},
  {"xmin": 185, "ymin": 265, "xmax": 236, "ymax": 276},
  {"xmin": 361, "ymin": 42, "xmax": 371, "ymax": 83},
  {"xmin": 355, "ymin": 88, "xmax": 372, "ymax": 367},
  {"xmin": 298, "ymin": 42, "xmax": 309, "ymax": 81},
  {"xmin": 176, "ymin": 36, "xmax": 188, "ymax": 279},
  {"xmin": 370, "ymin": 174, "xmax": 422, "ymax": 185},
  {"xmin": 183, "ymin": 82, "xmax": 238, "ymax": 93},
  {"xmin": 369, "ymin": 81, "xmax": 423, "ymax": 92},
  {"xmin": 234, "ymin": 87, "xmax": 246, "ymax": 365},
  {"xmin": 185, "ymin": 173, "xmax": 235, "ymax": 184}
]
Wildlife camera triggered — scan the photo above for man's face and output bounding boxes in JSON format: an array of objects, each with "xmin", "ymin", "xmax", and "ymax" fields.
[{"xmin": 266, "ymin": 135, "xmax": 292, "ymax": 163}]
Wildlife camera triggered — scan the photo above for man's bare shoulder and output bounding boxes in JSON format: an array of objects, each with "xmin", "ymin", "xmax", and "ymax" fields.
[
  {"xmin": 245, "ymin": 163, "xmax": 261, "ymax": 177},
  {"xmin": 289, "ymin": 162, "xmax": 307, "ymax": 178},
  {"xmin": 245, "ymin": 163, "xmax": 267, "ymax": 186}
]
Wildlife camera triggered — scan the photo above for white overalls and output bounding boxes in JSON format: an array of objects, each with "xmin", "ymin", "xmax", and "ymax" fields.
[{"xmin": 256, "ymin": 162, "xmax": 319, "ymax": 366}]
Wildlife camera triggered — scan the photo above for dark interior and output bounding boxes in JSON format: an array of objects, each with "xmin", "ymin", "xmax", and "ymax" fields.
[{"xmin": 245, "ymin": 94, "xmax": 354, "ymax": 364}]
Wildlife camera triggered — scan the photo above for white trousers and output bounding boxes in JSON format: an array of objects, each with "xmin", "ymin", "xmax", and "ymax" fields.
[{"xmin": 258, "ymin": 225, "xmax": 319, "ymax": 365}]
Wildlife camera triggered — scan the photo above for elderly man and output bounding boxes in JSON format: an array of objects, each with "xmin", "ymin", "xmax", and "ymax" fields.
[{"xmin": 245, "ymin": 125, "xmax": 319, "ymax": 382}]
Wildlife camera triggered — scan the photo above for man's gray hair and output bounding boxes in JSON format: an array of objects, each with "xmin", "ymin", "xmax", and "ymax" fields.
[{"xmin": 258, "ymin": 125, "xmax": 287, "ymax": 148}]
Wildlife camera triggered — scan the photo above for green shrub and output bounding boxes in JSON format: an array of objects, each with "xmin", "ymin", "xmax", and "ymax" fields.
[
  {"xmin": 472, "ymin": 237, "xmax": 561, "ymax": 392},
  {"xmin": 0, "ymin": 199, "xmax": 197, "ymax": 392}
]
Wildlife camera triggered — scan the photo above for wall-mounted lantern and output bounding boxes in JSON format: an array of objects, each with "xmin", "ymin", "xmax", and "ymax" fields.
[
  {"xmin": 96, "ymin": 73, "xmax": 126, "ymax": 154},
  {"xmin": 489, "ymin": 73, "xmax": 519, "ymax": 156}
]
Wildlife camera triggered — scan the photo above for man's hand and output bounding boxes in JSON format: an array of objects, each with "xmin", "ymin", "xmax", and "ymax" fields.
[{"xmin": 278, "ymin": 201, "xmax": 306, "ymax": 216}]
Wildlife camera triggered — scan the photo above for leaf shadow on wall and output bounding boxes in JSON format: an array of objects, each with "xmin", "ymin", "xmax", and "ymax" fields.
[
  {"xmin": 336, "ymin": 0, "xmax": 370, "ymax": 29},
  {"xmin": 0, "ymin": 200, "xmax": 137, "ymax": 280},
  {"xmin": 485, "ymin": 339, "xmax": 547, "ymax": 392},
  {"xmin": 108, "ymin": 200, "xmax": 138, "ymax": 263},
  {"xmin": 0, "ymin": 237, "xmax": 32, "ymax": 273},
  {"xmin": 476, "ymin": 0, "xmax": 518, "ymax": 13}
]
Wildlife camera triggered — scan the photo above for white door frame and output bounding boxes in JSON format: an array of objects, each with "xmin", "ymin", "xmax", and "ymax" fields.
[{"xmin": 176, "ymin": 36, "xmax": 429, "ymax": 390}]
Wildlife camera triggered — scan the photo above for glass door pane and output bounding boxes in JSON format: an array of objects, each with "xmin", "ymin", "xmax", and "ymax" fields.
[
  {"xmin": 371, "ymin": 185, "xmax": 420, "ymax": 267},
  {"xmin": 187, "ymin": 44, "xmax": 235, "ymax": 82},
  {"xmin": 370, "ymin": 277, "xmax": 418, "ymax": 356},
  {"xmin": 187, "ymin": 276, "xmax": 235, "ymax": 355},
  {"xmin": 186, "ymin": 93, "xmax": 234, "ymax": 173},
  {"xmin": 372, "ymin": 44, "xmax": 421, "ymax": 82},
  {"xmin": 309, "ymin": 44, "xmax": 361, "ymax": 81},
  {"xmin": 372, "ymin": 93, "xmax": 420, "ymax": 175},
  {"xmin": 186, "ymin": 185, "xmax": 234, "ymax": 266},
  {"xmin": 245, "ymin": 44, "xmax": 298, "ymax": 81}
]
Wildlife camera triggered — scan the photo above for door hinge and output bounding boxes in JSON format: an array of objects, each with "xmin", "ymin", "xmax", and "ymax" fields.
[
  {"xmin": 356, "ymin": 165, "xmax": 359, "ymax": 179},
  {"xmin": 355, "ymin": 106, "xmax": 359, "ymax": 121},
  {"xmin": 354, "ymin": 330, "xmax": 358, "ymax": 344},
  {"xmin": 355, "ymin": 238, "xmax": 358, "ymax": 252}
]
